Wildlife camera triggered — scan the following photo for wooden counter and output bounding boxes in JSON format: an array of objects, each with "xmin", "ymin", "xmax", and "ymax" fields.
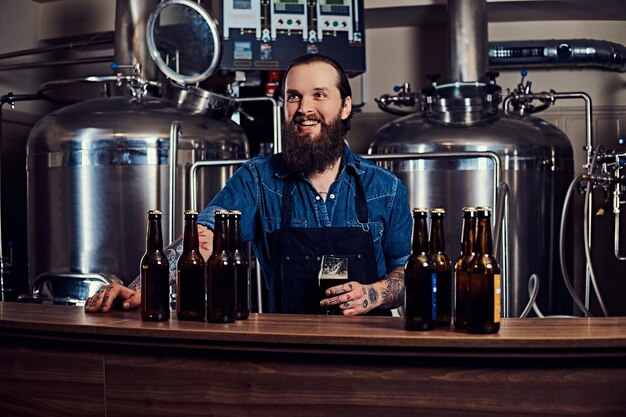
[{"xmin": 1, "ymin": 302, "xmax": 625, "ymax": 417}]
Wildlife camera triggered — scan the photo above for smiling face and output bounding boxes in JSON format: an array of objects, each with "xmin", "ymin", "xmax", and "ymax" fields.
[
  {"xmin": 281, "ymin": 62, "xmax": 352, "ymax": 173},
  {"xmin": 283, "ymin": 62, "xmax": 352, "ymax": 140}
]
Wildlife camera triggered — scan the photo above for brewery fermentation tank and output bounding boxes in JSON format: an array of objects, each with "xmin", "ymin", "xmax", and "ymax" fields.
[
  {"xmin": 370, "ymin": 82, "xmax": 574, "ymax": 317},
  {"xmin": 25, "ymin": 0, "xmax": 249, "ymax": 287},
  {"xmin": 26, "ymin": 92, "xmax": 248, "ymax": 285}
]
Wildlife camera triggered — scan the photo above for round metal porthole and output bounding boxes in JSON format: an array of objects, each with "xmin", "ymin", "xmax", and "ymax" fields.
[{"xmin": 146, "ymin": 0, "xmax": 222, "ymax": 84}]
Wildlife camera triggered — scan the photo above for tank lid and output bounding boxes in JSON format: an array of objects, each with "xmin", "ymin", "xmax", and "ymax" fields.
[
  {"xmin": 146, "ymin": 0, "xmax": 221, "ymax": 85},
  {"xmin": 425, "ymin": 82, "xmax": 501, "ymax": 127}
]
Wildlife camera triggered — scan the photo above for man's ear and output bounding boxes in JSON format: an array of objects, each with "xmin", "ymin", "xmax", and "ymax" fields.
[{"xmin": 341, "ymin": 96, "xmax": 352, "ymax": 120}]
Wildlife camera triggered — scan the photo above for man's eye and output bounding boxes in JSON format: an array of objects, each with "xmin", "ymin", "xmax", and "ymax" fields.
[
  {"xmin": 286, "ymin": 95, "xmax": 301, "ymax": 102},
  {"xmin": 315, "ymin": 92, "xmax": 327, "ymax": 98}
]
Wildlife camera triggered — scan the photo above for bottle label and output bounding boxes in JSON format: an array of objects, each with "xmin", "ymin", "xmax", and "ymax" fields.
[
  {"xmin": 494, "ymin": 274, "xmax": 501, "ymax": 323},
  {"xmin": 431, "ymin": 273, "xmax": 437, "ymax": 321}
]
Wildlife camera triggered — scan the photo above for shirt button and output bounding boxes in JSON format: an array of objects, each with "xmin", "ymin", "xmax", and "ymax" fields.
[
  {"xmin": 315, "ymin": 195, "xmax": 321, "ymax": 201},
  {"xmin": 329, "ymin": 194, "xmax": 335, "ymax": 199}
]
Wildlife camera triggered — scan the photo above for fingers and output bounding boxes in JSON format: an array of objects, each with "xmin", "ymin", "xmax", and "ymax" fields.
[
  {"xmin": 84, "ymin": 282, "xmax": 139, "ymax": 313},
  {"xmin": 320, "ymin": 282, "xmax": 377, "ymax": 316},
  {"xmin": 117, "ymin": 285, "xmax": 141, "ymax": 310}
]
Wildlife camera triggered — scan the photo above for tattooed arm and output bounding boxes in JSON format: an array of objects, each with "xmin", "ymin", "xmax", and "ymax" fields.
[
  {"xmin": 86, "ymin": 225, "xmax": 214, "ymax": 314},
  {"xmin": 319, "ymin": 266, "xmax": 405, "ymax": 316},
  {"xmin": 127, "ymin": 237, "xmax": 184, "ymax": 293}
]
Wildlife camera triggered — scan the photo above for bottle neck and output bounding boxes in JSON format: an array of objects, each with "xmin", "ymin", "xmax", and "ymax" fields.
[
  {"xmin": 475, "ymin": 216, "xmax": 493, "ymax": 255},
  {"xmin": 429, "ymin": 216, "xmax": 445, "ymax": 252},
  {"xmin": 183, "ymin": 217, "xmax": 199, "ymax": 252},
  {"xmin": 228, "ymin": 217, "xmax": 242, "ymax": 252},
  {"xmin": 412, "ymin": 215, "xmax": 429, "ymax": 254},
  {"xmin": 146, "ymin": 218, "xmax": 164, "ymax": 252},
  {"xmin": 461, "ymin": 216, "xmax": 476, "ymax": 255},
  {"xmin": 213, "ymin": 216, "xmax": 228, "ymax": 253}
]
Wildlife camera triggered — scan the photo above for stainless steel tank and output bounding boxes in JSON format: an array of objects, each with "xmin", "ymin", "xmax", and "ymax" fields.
[
  {"xmin": 25, "ymin": 0, "xmax": 248, "ymax": 288},
  {"xmin": 26, "ymin": 92, "xmax": 247, "ymax": 285},
  {"xmin": 370, "ymin": 82, "xmax": 574, "ymax": 317}
]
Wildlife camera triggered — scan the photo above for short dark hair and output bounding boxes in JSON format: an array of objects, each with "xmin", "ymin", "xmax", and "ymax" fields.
[{"xmin": 282, "ymin": 54, "xmax": 352, "ymax": 132}]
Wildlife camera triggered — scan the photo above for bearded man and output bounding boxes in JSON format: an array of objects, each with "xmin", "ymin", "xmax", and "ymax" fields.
[{"xmin": 86, "ymin": 54, "xmax": 412, "ymax": 316}]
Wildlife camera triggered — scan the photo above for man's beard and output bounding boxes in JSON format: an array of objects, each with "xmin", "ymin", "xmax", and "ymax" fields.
[{"xmin": 282, "ymin": 112, "xmax": 345, "ymax": 174}]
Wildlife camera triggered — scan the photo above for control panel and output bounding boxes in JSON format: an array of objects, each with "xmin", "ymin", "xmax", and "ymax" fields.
[
  {"xmin": 270, "ymin": 0, "xmax": 309, "ymax": 41},
  {"xmin": 220, "ymin": 0, "xmax": 365, "ymax": 75}
]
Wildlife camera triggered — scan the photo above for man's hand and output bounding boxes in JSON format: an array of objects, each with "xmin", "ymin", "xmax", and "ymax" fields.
[
  {"xmin": 84, "ymin": 282, "xmax": 140, "ymax": 313},
  {"xmin": 319, "ymin": 267, "xmax": 405, "ymax": 316},
  {"xmin": 320, "ymin": 281, "xmax": 378, "ymax": 315}
]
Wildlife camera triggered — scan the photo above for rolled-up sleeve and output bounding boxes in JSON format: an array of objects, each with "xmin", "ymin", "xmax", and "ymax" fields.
[
  {"xmin": 197, "ymin": 160, "xmax": 259, "ymax": 243},
  {"xmin": 383, "ymin": 178, "xmax": 412, "ymax": 272}
]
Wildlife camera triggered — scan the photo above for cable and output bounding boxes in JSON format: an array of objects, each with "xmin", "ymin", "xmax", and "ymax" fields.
[
  {"xmin": 520, "ymin": 274, "xmax": 580, "ymax": 319},
  {"xmin": 582, "ymin": 155, "xmax": 610, "ymax": 316},
  {"xmin": 559, "ymin": 174, "xmax": 593, "ymax": 316},
  {"xmin": 519, "ymin": 274, "xmax": 539, "ymax": 318}
]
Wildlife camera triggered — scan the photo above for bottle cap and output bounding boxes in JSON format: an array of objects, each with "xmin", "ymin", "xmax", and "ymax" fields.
[
  {"xmin": 214, "ymin": 209, "xmax": 230, "ymax": 216},
  {"xmin": 148, "ymin": 209, "xmax": 162, "ymax": 215},
  {"xmin": 184, "ymin": 209, "xmax": 198, "ymax": 216},
  {"xmin": 462, "ymin": 207, "xmax": 476, "ymax": 212},
  {"xmin": 430, "ymin": 208, "xmax": 446, "ymax": 215},
  {"xmin": 229, "ymin": 210, "xmax": 242, "ymax": 216},
  {"xmin": 413, "ymin": 207, "xmax": 429, "ymax": 214}
]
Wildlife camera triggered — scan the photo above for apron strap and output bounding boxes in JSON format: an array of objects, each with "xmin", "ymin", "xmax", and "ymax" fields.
[
  {"xmin": 281, "ymin": 177, "xmax": 295, "ymax": 229},
  {"xmin": 280, "ymin": 161, "xmax": 369, "ymax": 228},
  {"xmin": 352, "ymin": 161, "xmax": 369, "ymax": 226}
]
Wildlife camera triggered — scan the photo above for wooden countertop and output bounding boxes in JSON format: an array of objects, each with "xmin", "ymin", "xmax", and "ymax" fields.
[{"xmin": 2, "ymin": 302, "xmax": 626, "ymax": 357}]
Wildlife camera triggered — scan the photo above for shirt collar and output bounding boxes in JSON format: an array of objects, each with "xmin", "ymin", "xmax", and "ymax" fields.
[{"xmin": 274, "ymin": 141, "xmax": 363, "ymax": 179}]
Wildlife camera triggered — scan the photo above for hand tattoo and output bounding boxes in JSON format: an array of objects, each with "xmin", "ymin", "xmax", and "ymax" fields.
[
  {"xmin": 367, "ymin": 286, "xmax": 378, "ymax": 306},
  {"xmin": 380, "ymin": 268, "xmax": 405, "ymax": 309}
]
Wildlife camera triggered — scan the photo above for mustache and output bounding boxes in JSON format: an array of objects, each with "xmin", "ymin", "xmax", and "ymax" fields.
[{"xmin": 292, "ymin": 113, "xmax": 322, "ymax": 124}]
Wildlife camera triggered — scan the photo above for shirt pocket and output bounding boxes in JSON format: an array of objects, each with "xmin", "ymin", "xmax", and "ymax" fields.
[{"xmin": 347, "ymin": 220, "xmax": 384, "ymax": 243}]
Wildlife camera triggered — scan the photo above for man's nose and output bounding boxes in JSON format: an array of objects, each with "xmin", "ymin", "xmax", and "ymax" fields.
[{"xmin": 298, "ymin": 95, "xmax": 315, "ymax": 115}]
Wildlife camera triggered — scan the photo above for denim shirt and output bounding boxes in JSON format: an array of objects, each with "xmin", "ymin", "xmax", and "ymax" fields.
[{"xmin": 198, "ymin": 144, "xmax": 412, "ymax": 284}]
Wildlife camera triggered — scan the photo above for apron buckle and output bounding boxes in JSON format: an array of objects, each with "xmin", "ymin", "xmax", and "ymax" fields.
[{"xmin": 356, "ymin": 220, "xmax": 369, "ymax": 232}]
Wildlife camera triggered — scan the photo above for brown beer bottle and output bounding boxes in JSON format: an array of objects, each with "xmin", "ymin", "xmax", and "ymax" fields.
[
  {"xmin": 454, "ymin": 207, "xmax": 477, "ymax": 330},
  {"xmin": 206, "ymin": 210, "xmax": 236, "ymax": 323},
  {"xmin": 140, "ymin": 210, "xmax": 170, "ymax": 321},
  {"xmin": 430, "ymin": 208, "xmax": 452, "ymax": 327},
  {"xmin": 404, "ymin": 208, "xmax": 437, "ymax": 331},
  {"xmin": 176, "ymin": 210, "xmax": 206, "ymax": 321},
  {"xmin": 228, "ymin": 210, "xmax": 250, "ymax": 320},
  {"xmin": 467, "ymin": 206, "xmax": 501, "ymax": 334}
]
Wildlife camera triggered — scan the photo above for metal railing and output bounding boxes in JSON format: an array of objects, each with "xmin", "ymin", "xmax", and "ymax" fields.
[{"xmin": 187, "ymin": 150, "xmax": 509, "ymax": 316}]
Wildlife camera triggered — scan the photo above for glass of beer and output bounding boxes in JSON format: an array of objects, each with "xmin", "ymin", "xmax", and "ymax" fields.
[{"xmin": 318, "ymin": 255, "xmax": 349, "ymax": 315}]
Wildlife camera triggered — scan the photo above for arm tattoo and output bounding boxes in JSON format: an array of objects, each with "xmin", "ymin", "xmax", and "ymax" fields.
[
  {"xmin": 127, "ymin": 238, "xmax": 183, "ymax": 293},
  {"xmin": 380, "ymin": 268, "xmax": 405, "ymax": 309},
  {"xmin": 165, "ymin": 237, "xmax": 184, "ymax": 283}
]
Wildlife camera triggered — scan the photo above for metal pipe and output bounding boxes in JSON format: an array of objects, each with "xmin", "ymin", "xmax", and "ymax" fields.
[
  {"xmin": 235, "ymin": 96, "xmax": 282, "ymax": 153},
  {"xmin": 0, "ymin": 36, "xmax": 113, "ymax": 61},
  {"xmin": 362, "ymin": 151, "xmax": 507, "ymax": 314},
  {"xmin": 169, "ymin": 121, "xmax": 181, "ymax": 244},
  {"xmin": 189, "ymin": 159, "xmax": 249, "ymax": 211},
  {"xmin": 188, "ymin": 151, "xmax": 507, "ymax": 316},
  {"xmin": 0, "ymin": 56, "xmax": 113, "ymax": 72},
  {"xmin": 504, "ymin": 90, "xmax": 594, "ymax": 309},
  {"xmin": 489, "ymin": 39, "xmax": 626, "ymax": 72},
  {"xmin": 115, "ymin": 0, "xmax": 159, "ymax": 81},
  {"xmin": 615, "ymin": 211, "xmax": 626, "ymax": 261},
  {"xmin": 448, "ymin": 0, "xmax": 488, "ymax": 82}
]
